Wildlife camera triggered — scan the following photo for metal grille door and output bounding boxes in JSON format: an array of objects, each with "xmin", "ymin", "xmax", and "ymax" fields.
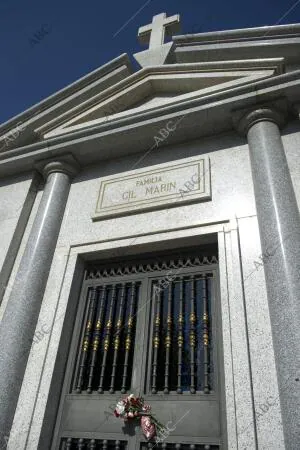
[
  {"xmin": 73, "ymin": 282, "xmax": 140, "ymax": 394},
  {"xmin": 51, "ymin": 254, "xmax": 225, "ymax": 450},
  {"xmin": 149, "ymin": 275, "xmax": 213, "ymax": 394}
]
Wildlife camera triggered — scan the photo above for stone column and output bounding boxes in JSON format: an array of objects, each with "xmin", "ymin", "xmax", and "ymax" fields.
[
  {"xmin": 0, "ymin": 155, "xmax": 79, "ymax": 441},
  {"xmin": 237, "ymin": 105, "xmax": 300, "ymax": 447}
]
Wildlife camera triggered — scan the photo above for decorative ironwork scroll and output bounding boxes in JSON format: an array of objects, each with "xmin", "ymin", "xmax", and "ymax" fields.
[{"xmin": 86, "ymin": 256, "xmax": 218, "ymax": 280}]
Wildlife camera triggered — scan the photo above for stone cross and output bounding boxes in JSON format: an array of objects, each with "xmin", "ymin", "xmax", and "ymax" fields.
[{"xmin": 138, "ymin": 12, "xmax": 180, "ymax": 50}]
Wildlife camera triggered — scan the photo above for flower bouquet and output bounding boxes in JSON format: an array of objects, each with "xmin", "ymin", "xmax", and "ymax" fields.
[{"xmin": 114, "ymin": 394, "xmax": 165, "ymax": 440}]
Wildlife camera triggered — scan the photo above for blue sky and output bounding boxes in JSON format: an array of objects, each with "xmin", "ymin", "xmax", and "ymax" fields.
[{"xmin": 0, "ymin": 0, "xmax": 300, "ymax": 124}]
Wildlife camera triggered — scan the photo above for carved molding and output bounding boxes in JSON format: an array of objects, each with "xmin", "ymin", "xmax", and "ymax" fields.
[
  {"xmin": 86, "ymin": 255, "xmax": 218, "ymax": 279},
  {"xmin": 232, "ymin": 98, "xmax": 288, "ymax": 136},
  {"xmin": 34, "ymin": 153, "xmax": 80, "ymax": 180}
]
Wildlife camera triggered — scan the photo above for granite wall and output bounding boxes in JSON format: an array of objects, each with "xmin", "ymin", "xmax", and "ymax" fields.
[
  {"xmin": 0, "ymin": 172, "xmax": 36, "ymax": 317},
  {"xmin": 4, "ymin": 122, "xmax": 300, "ymax": 448}
]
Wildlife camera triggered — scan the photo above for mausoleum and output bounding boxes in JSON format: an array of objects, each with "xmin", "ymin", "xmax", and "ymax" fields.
[{"xmin": 0, "ymin": 12, "xmax": 300, "ymax": 450}]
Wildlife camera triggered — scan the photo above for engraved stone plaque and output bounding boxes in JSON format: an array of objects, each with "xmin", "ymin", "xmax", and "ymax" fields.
[{"xmin": 92, "ymin": 156, "xmax": 211, "ymax": 220}]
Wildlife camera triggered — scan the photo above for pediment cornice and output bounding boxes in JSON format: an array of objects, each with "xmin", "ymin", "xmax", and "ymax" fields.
[
  {"xmin": 36, "ymin": 59, "xmax": 283, "ymax": 139},
  {"xmin": 0, "ymin": 68, "xmax": 299, "ymax": 179},
  {"xmin": 0, "ymin": 54, "xmax": 132, "ymax": 153}
]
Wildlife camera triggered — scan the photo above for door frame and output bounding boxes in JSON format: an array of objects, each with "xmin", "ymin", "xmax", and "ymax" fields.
[
  {"xmin": 29, "ymin": 224, "xmax": 242, "ymax": 450},
  {"xmin": 49, "ymin": 248, "xmax": 227, "ymax": 449}
]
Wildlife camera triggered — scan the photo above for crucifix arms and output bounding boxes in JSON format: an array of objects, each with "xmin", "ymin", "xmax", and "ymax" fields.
[{"xmin": 138, "ymin": 12, "xmax": 180, "ymax": 49}]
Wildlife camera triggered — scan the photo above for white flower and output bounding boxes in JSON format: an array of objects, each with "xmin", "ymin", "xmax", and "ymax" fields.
[{"xmin": 115, "ymin": 401, "xmax": 126, "ymax": 416}]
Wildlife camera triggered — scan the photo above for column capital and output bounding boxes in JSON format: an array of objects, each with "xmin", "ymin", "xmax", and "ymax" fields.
[
  {"xmin": 35, "ymin": 154, "xmax": 80, "ymax": 180},
  {"xmin": 233, "ymin": 99, "xmax": 288, "ymax": 136}
]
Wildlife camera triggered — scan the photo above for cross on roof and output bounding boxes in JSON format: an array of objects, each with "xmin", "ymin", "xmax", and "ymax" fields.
[{"xmin": 138, "ymin": 12, "xmax": 180, "ymax": 50}]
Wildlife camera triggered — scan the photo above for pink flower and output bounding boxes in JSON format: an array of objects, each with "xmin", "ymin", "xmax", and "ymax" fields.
[
  {"xmin": 142, "ymin": 404, "xmax": 151, "ymax": 413},
  {"xmin": 141, "ymin": 416, "xmax": 156, "ymax": 440}
]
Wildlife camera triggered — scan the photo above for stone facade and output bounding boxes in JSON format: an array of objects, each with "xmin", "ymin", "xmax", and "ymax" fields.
[{"xmin": 0, "ymin": 14, "xmax": 300, "ymax": 450}]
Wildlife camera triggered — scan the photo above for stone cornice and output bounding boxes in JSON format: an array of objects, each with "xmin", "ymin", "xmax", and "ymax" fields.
[
  {"xmin": 0, "ymin": 54, "xmax": 132, "ymax": 152},
  {"xmin": 0, "ymin": 60, "xmax": 285, "ymax": 149},
  {"xmin": 173, "ymin": 23, "xmax": 300, "ymax": 65},
  {"xmin": 0, "ymin": 69, "xmax": 300, "ymax": 179},
  {"xmin": 173, "ymin": 23, "xmax": 300, "ymax": 44}
]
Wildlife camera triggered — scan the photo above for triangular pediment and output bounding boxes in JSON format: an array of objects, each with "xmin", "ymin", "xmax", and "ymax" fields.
[
  {"xmin": 36, "ymin": 60, "xmax": 280, "ymax": 139},
  {"xmin": 0, "ymin": 53, "xmax": 133, "ymax": 152}
]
